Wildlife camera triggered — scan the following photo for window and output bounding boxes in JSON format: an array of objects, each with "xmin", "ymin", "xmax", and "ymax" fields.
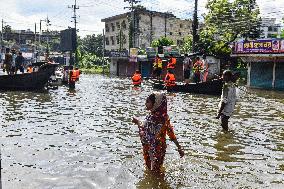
[
  {"xmin": 268, "ymin": 26, "xmax": 272, "ymax": 31},
  {"xmin": 180, "ymin": 24, "xmax": 183, "ymax": 28},
  {"xmin": 116, "ymin": 35, "xmax": 120, "ymax": 44},
  {"xmin": 116, "ymin": 22, "xmax": 120, "ymax": 29},
  {"xmin": 110, "ymin": 36, "xmax": 114, "ymax": 45},
  {"xmin": 122, "ymin": 20, "xmax": 127, "ymax": 29},
  {"xmin": 122, "ymin": 34, "xmax": 127, "ymax": 44},
  {"xmin": 274, "ymin": 27, "xmax": 278, "ymax": 32},
  {"xmin": 105, "ymin": 37, "xmax": 109, "ymax": 45},
  {"xmin": 111, "ymin": 23, "xmax": 115, "ymax": 32},
  {"xmin": 105, "ymin": 24, "xmax": 109, "ymax": 32},
  {"xmin": 179, "ymin": 32, "xmax": 182, "ymax": 36},
  {"xmin": 169, "ymin": 32, "xmax": 173, "ymax": 35}
]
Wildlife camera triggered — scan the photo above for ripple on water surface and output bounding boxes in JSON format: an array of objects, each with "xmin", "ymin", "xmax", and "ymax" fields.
[{"xmin": 0, "ymin": 74, "xmax": 284, "ymax": 188}]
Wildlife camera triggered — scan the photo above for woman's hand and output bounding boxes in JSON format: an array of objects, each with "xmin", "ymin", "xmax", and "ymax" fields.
[
  {"xmin": 177, "ymin": 147, "xmax": 185, "ymax": 158},
  {"xmin": 132, "ymin": 117, "xmax": 140, "ymax": 125}
]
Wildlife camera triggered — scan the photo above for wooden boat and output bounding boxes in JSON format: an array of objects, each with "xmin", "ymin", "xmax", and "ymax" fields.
[
  {"xmin": 152, "ymin": 79, "xmax": 223, "ymax": 95},
  {"xmin": 0, "ymin": 63, "xmax": 58, "ymax": 91}
]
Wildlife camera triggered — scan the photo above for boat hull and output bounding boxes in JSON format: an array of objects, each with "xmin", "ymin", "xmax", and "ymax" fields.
[{"xmin": 0, "ymin": 64, "xmax": 58, "ymax": 91}]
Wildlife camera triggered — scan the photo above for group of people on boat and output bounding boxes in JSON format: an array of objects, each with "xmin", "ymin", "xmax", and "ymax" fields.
[{"xmin": 1, "ymin": 48, "xmax": 25, "ymax": 75}]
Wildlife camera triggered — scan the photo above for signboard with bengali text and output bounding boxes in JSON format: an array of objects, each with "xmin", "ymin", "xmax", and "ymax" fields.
[{"xmin": 234, "ymin": 39, "xmax": 284, "ymax": 53}]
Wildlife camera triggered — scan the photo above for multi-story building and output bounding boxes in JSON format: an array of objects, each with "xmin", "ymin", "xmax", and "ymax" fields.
[
  {"xmin": 260, "ymin": 18, "xmax": 281, "ymax": 38},
  {"xmin": 101, "ymin": 8, "xmax": 193, "ymax": 51}
]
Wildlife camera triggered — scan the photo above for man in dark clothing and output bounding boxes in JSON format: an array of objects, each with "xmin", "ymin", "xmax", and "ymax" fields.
[
  {"xmin": 4, "ymin": 48, "xmax": 12, "ymax": 75},
  {"xmin": 15, "ymin": 52, "xmax": 25, "ymax": 74}
]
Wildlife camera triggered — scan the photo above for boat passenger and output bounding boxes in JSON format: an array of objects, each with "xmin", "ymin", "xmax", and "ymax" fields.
[
  {"xmin": 15, "ymin": 52, "xmax": 25, "ymax": 74},
  {"xmin": 153, "ymin": 54, "xmax": 163, "ymax": 80},
  {"xmin": 193, "ymin": 57, "xmax": 204, "ymax": 83},
  {"xmin": 183, "ymin": 54, "xmax": 192, "ymax": 84},
  {"xmin": 202, "ymin": 55, "xmax": 209, "ymax": 82},
  {"xmin": 132, "ymin": 93, "xmax": 184, "ymax": 172},
  {"xmin": 132, "ymin": 70, "xmax": 142, "ymax": 86},
  {"xmin": 216, "ymin": 70, "xmax": 237, "ymax": 131},
  {"xmin": 4, "ymin": 48, "xmax": 12, "ymax": 75},
  {"xmin": 164, "ymin": 69, "xmax": 176, "ymax": 88},
  {"xmin": 27, "ymin": 65, "xmax": 33, "ymax": 73},
  {"xmin": 166, "ymin": 53, "xmax": 176, "ymax": 70}
]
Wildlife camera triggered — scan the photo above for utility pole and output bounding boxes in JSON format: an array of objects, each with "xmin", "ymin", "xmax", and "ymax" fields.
[
  {"xmin": 1, "ymin": 19, "xmax": 4, "ymax": 48},
  {"xmin": 164, "ymin": 13, "xmax": 167, "ymax": 37},
  {"xmin": 34, "ymin": 23, "xmax": 37, "ymax": 44},
  {"xmin": 124, "ymin": 0, "xmax": 140, "ymax": 49},
  {"xmin": 150, "ymin": 11, "xmax": 153, "ymax": 45},
  {"xmin": 192, "ymin": 0, "xmax": 199, "ymax": 53},
  {"xmin": 46, "ymin": 15, "xmax": 51, "ymax": 59},
  {"xmin": 69, "ymin": 0, "xmax": 79, "ymax": 66}
]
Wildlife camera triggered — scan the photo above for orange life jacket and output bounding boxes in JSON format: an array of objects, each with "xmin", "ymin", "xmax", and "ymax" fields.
[
  {"xmin": 75, "ymin": 70, "xmax": 80, "ymax": 79},
  {"xmin": 167, "ymin": 57, "xmax": 176, "ymax": 69},
  {"xmin": 70, "ymin": 70, "xmax": 77, "ymax": 82},
  {"xmin": 132, "ymin": 73, "xmax": 142, "ymax": 85},
  {"xmin": 165, "ymin": 73, "xmax": 176, "ymax": 87}
]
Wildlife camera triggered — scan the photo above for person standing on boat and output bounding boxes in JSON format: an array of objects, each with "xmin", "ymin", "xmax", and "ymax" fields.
[
  {"xmin": 75, "ymin": 67, "xmax": 81, "ymax": 81},
  {"xmin": 202, "ymin": 55, "xmax": 209, "ymax": 82},
  {"xmin": 193, "ymin": 57, "xmax": 204, "ymax": 83},
  {"xmin": 216, "ymin": 70, "xmax": 237, "ymax": 131},
  {"xmin": 167, "ymin": 54, "xmax": 176, "ymax": 71},
  {"xmin": 4, "ymin": 48, "xmax": 13, "ymax": 75},
  {"xmin": 15, "ymin": 52, "xmax": 25, "ymax": 74},
  {"xmin": 183, "ymin": 54, "xmax": 192, "ymax": 84},
  {"xmin": 153, "ymin": 54, "xmax": 163, "ymax": 80},
  {"xmin": 11, "ymin": 49, "xmax": 17, "ymax": 75},
  {"xmin": 132, "ymin": 93, "xmax": 184, "ymax": 172}
]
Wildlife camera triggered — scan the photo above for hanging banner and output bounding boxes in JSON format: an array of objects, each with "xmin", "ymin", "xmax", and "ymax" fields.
[{"xmin": 129, "ymin": 48, "xmax": 138, "ymax": 62}]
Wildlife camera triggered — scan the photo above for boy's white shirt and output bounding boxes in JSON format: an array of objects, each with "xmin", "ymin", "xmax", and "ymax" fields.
[{"xmin": 219, "ymin": 82, "xmax": 237, "ymax": 117}]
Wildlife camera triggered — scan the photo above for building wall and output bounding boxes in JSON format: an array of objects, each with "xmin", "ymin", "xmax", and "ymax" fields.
[
  {"xmin": 103, "ymin": 10, "xmax": 192, "ymax": 51},
  {"xmin": 260, "ymin": 18, "xmax": 281, "ymax": 38}
]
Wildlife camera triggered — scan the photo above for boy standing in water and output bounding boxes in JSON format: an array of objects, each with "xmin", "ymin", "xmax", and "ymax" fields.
[{"xmin": 216, "ymin": 70, "xmax": 237, "ymax": 131}]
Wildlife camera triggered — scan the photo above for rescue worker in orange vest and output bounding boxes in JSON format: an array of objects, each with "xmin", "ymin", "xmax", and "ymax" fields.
[
  {"xmin": 193, "ymin": 57, "xmax": 204, "ymax": 83},
  {"xmin": 69, "ymin": 67, "xmax": 77, "ymax": 89},
  {"xmin": 153, "ymin": 54, "xmax": 163, "ymax": 79},
  {"xmin": 75, "ymin": 67, "xmax": 80, "ymax": 81},
  {"xmin": 132, "ymin": 70, "xmax": 142, "ymax": 86},
  {"xmin": 164, "ymin": 69, "xmax": 176, "ymax": 89},
  {"xmin": 167, "ymin": 53, "xmax": 177, "ymax": 70},
  {"xmin": 27, "ymin": 65, "xmax": 33, "ymax": 73}
]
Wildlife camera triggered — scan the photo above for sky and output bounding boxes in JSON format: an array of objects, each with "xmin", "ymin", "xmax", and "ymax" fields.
[{"xmin": 0, "ymin": 0, "xmax": 283, "ymax": 37}]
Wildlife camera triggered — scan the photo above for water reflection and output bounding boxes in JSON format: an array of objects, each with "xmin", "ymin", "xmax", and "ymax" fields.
[{"xmin": 136, "ymin": 169, "xmax": 172, "ymax": 189}]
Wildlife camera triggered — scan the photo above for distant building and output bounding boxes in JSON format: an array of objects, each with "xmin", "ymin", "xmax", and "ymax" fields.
[
  {"xmin": 101, "ymin": 8, "xmax": 193, "ymax": 51},
  {"xmin": 260, "ymin": 18, "xmax": 281, "ymax": 38}
]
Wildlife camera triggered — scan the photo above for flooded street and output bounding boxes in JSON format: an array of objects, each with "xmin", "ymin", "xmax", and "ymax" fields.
[{"xmin": 1, "ymin": 74, "xmax": 284, "ymax": 189}]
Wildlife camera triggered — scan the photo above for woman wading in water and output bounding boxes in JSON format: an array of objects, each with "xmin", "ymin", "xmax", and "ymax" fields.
[{"xmin": 132, "ymin": 93, "xmax": 184, "ymax": 172}]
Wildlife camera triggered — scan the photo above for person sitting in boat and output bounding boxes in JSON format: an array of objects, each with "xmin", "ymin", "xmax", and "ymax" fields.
[
  {"xmin": 216, "ymin": 70, "xmax": 237, "ymax": 131},
  {"xmin": 153, "ymin": 54, "xmax": 163, "ymax": 80},
  {"xmin": 193, "ymin": 57, "xmax": 204, "ymax": 83},
  {"xmin": 48, "ymin": 57, "xmax": 55, "ymax": 64},
  {"xmin": 132, "ymin": 70, "xmax": 142, "ymax": 86},
  {"xmin": 167, "ymin": 54, "xmax": 176, "ymax": 71},
  {"xmin": 164, "ymin": 69, "xmax": 176, "ymax": 88}
]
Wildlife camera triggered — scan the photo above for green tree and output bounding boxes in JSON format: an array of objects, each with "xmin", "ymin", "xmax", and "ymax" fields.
[
  {"xmin": 151, "ymin": 37, "xmax": 174, "ymax": 48},
  {"xmin": 79, "ymin": 34, "xmax": 103, "ymax": 56},
  {"xmin": 180, "ymin": 35, "xmax": 193, "ymax": 54},
  {"xmin": 199, "ymin": 0, "xmax": 261, "ymax": 57}
]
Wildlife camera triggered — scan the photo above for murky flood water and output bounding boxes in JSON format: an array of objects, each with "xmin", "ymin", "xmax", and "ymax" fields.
[{"xmin": 1, "ymin": 74, "xmax": 283, "ymax": 189}]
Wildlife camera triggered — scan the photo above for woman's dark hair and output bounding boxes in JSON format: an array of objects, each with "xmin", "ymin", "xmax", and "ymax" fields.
[{"xmin": 148, "ymin": 93, "xmax": 156, "ymax": 104}]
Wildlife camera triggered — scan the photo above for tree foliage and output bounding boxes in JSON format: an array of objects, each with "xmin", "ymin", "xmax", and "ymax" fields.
[
  {"xmin": 78, "ymin": 34, "xmax": 103, "ymax": 57},
  {"xmin": 151, "ymin": 37, "xmax": 174, "ymax": 48},
  {"xmin": 180, "ymin": 36, "xmax": 193, "ymax": 54},
  {"xmin": 198, "ymin": 0, "xmax": 261, "ymax": 57}
]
